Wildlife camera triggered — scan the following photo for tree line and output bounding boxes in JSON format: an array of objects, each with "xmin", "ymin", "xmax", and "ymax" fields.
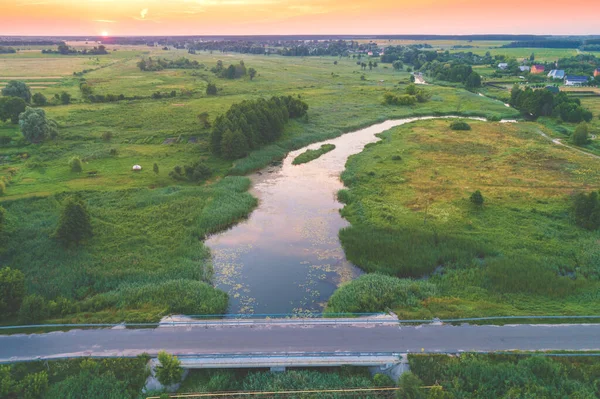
[
  {"xmin": 42, "ymin": 43, "xmax": 108, "ymax": 55},
  {"xmin": 137, "ymin": 57, "xmax": 204, "ymax": 71},
  {"xmin": 211, "ymin": 96, "xmax": 308, "ymax": 159},
  {"xmin": 509, "ymin": 85, "xmax": 593, "ymax": 123}
]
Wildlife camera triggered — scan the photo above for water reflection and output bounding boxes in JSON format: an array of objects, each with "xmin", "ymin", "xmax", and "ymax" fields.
[{"xmin": 206, "ymin": 117, "xmax": 474, "ymax": 314}]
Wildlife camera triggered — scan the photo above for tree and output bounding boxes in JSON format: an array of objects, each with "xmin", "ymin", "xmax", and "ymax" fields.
[
  {"xmin": 393, "ymin": 60, "xmax": 404, "ymax": 71},
  {"xmin": 0, "ymin": 96, "xmax": 26, "ymax": 124},
  {"xmin": 54, "ymin": 196, "xmax": 93, "ymax": 246},
  {"xmin": 197, "ymin": 112, "xmax": 211, "ymax": 128},
  {"xmin": 470, "ymin": 190, "xmax": 484, "ymax": 207},
  {"xmin": 572, "ymin": 123, "xmax": 589, "ymax": 146},
  {"xmin": 1, "ymin": 80, "xmax": 31, "ymax": 103},
  {"xmin": 60, "ymin": 91, "xmax": 72, "ymax": 105},
  {"xmin": 530, "ymin": 52, "xmax": 535, "ymax": 62},
  {"xmin": 0, "ymin": 267, "xmax": 25, "ymax": 318},
  {"xmin": 368, "ymin": 61, "xmax": 373, "ymax": 70},
  {"xmin": 19, "ymin": 107, "xmax": 59, "ymax": 143},
  {"xmin": 220, "ymin": 129, "xmax": 249, "ymax": 159},
  {"xmin": 32, "ymin": 92, "xmax": 47, "ymax": 106},
  {"xmin": 206, "ymin": 83, "xmax": 217, "ymax": 95},
  {"xmin": 465, "ymin": 71, "xmax": 482, "ymax": 89},
  {"xmin": 69, "ymin": 156, "xmax": 83, "ymax": 172},
  {"xmin": 397, "ymin": 372, "xmax": 424, "ymax": 399},
  {"xmin": 155, "ymin": 351, "xmax": 183, "ymax": 387},
  {"xmin": 19, "ymin": 294, "xmax": 48, "ymax": 323},
  {"xmin": 248, "ymin": 67, "xmax": 257, "ymax": 80},
  {"xmin": 153, "ymin": 163, "xmax": 159, "ymax": 174}
]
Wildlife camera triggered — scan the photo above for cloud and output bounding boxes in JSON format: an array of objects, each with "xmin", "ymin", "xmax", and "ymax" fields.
[
  {"xmin": 140, "ymin": 8, "xmax": 148, "ymax": 19},
  {"xmin": 94, "ymin": 19, "xmax": 117, "ymax": 23}
]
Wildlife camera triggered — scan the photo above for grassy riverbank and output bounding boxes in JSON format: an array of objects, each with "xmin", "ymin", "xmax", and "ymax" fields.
[
  {"xmin": 0, "ymin": 49, "xmax": 519, "ymax": 324},
  {"xmin": 331, "ymin": 119, "xmax": 600, "ymax": 318}
]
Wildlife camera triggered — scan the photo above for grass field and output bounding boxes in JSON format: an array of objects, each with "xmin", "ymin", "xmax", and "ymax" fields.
[
  {"xmin": 334, "ymin": 119, "xmax": 600, "ymax": 318},
  {"xmin": 0, "ymin": 45, "xmax": 595, "ymax": 324}
]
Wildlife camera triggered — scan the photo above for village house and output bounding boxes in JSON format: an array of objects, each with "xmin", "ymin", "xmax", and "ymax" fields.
[
  {"xmin": 498, "ymin": 63, "xmax": 508, "ymax": 70},
  {"xmin": 547, "ymin": 69, "xmax": 565, "ymax": 79},
  {"xmin": 564, "ymin": 75, "xmax": 589, "ymax": 86},
  {"xmin": 530, "ymin": 65, "xmax": 545, "ymax": 74},
  {"xmin": 519, "ymin": 66, "xmax": 530, "ymax": 72},
  {"xmin": 595, "ymin": 68, "xmax": 600, "ymax": 77}
]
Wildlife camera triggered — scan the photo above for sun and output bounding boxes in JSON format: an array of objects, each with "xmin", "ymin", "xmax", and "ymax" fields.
[{"xmin": 101, "ymin": 31, "xmax": 109, "ymax": 37}]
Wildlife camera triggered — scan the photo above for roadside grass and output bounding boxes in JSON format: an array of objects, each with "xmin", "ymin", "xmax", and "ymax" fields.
[{"xmin": 334, "ymin": 119, "xmax": 600, "ymax": 317}]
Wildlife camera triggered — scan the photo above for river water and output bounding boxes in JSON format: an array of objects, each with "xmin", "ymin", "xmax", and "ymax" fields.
[{"xmin": 207, "ymin": 116, "xmax": 485, "ymax": 315}]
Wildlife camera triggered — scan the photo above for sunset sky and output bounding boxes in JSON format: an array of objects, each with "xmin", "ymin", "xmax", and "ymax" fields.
[{"xmin": 1, "ymin": 0, "xmax": 599, "ymax": 36}]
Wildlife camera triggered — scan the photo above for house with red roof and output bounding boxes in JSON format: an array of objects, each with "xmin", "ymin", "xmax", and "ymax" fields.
[{"xmin": 530, "ymin": 65, "xmax": 545, "ymax": 74}]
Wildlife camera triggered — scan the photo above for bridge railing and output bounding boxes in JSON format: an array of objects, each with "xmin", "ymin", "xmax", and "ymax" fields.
[{"xmin": 1, "ymin": 314, "xmax": 600, "ymax": 331}]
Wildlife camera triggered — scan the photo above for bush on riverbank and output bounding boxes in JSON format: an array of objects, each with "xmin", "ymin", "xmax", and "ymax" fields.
[
  {"xmin": 325, "ymin": 274, "xmax": 436, "ymax": 313},
  {"xmin": 292, "ymin": 144, "xmax": 336, "ymax": 165}
]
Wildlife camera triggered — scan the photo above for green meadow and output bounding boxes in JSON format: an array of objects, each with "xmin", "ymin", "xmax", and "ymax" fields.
[
  {"xmin": 332, "ymin": 120, "xmax": 600, "ymax": 318},
  {"xmin": 2, "ymin": 44, "xmax": 598, "ymax": 324}
]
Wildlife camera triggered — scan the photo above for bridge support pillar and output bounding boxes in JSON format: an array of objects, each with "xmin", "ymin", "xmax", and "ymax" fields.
[{"xmin": 270, "ymin": 366, "xmax": 286, "ymax": 373}]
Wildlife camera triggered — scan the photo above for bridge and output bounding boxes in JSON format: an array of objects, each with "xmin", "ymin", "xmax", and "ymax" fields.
[{"xmin": 2, "ymin": 318, "xmax": 600, "ymax": 367}]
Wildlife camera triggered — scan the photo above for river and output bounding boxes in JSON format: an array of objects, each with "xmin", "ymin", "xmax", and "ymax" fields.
[{"xmin": 207, "ymin": 116, "xmax": 487, "ymax": 315}]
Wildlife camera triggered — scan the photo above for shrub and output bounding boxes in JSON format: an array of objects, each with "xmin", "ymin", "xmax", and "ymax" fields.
[
  {"xmin": 0, "ymin": 267, "xmax": 25, "ymax": 318},
  {"xmin": 325, "ymin": 274, "xmax": 435, "ymax": 314},
  {"xmin": 0, "ymin": 206, "xmax": 5, "ymax": 233},
  {"xmin": 571, "ymin": 123, "xmax": 589, "ymax": 146},
  {"xmin": 32, "ymin": 92, "xmax": 47, "ymax": 106},
  {"xmin": 0, "ymin": 180, "xmax": 5, "ymax": 196},
  {"xmin": 206, "ymin": 83, "xmax": 217, "ymax": 95},
  {"xmin": 397, "ymin": 372, "xmax": 424, "ymax": 399},
  {"xmin": 156, "ymin": 351, "xmax": 183, "ymax": 387},
  {"xmin": 383, "ymin": 92, "xmax": 417, "ymax": 106},
  {"xmin": 169, "ymin": 162, "xmax": 211, "ymax": 182},
  {"xmin": 69, "ymin": 156, "xmax": 83, "ymax": 172},
  {"xmin": 572, "ymin": 191, "xmax": 600, "ymax": 231},
  {"xmin": 102, "ymin": 131, "xmax": 113, "ymax": 142},
  {"xmin": 0, "ymin": 136, "xmax": 11, "ymax": 145},
  {"xmin": 373, "ymin": 373, "xmax": 394, "ymax": 387},
  {"xmin": 60, "ymin": 91, "xmax": 72, "ymax": 105},
  {"xmin": 450, "ymin": 120, "xmax": 472, "ymax": 131},
  {"xmin": 153, "ymin": 163, "xmax": 159, "ymax": 174},
  {"xmin": 19, "ymin": 294, "xmax": 48, "ymax": 323},
  {"xmin": 54, "ymin": 196, "xmax": 93, "ymax": 246},
  {"xmin": 109, "ymin": 148, "xmax": 118, "ymax": 156},
  {"xmin": 470, "ymin": 190, "xmax": 484, "ymax": 206}
]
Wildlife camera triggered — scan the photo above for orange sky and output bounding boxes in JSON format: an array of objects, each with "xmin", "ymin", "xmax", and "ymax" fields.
[{"xmin": 1, "ymin": 0, "xmax": 599, "ymax": 36}]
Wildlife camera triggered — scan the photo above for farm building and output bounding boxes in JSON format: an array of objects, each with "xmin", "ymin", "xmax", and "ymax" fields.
[
  {"xmin": 595, "ymin": 69, "xmax": 600, "ymax": 77},
  {"xmin": 547, "ymin": 69, "xmax": 565, "ymax": 79},
  {"xmin": 530, "ymin": 65, "xmax": 545, "ymax": 74},
  {"xmin": 498, "ymin": 63, "xmax": 508, "ymax": 70},
  {"xmin": 564, "ymin": 75, "xmax": 589, "ymax": 86},
  {"xmin": 519, "ymin": 66, "xmax": 530, "ymax": 72}
]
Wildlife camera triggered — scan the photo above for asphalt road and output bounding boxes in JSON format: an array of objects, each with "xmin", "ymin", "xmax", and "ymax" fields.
[{"xmin": 2, "ymin": 323, "xmax": 600, "ymax": 363}]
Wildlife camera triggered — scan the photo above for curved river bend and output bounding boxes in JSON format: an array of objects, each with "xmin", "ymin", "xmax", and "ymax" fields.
[{"xmin": 207, "ymin": 116, "xmax": 487, "ymax": 315}]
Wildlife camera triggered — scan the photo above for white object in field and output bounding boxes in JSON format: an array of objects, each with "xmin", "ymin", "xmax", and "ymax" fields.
[{"xmin": 132, "ymin": 165, "xmax": 142, "ymax": 171}]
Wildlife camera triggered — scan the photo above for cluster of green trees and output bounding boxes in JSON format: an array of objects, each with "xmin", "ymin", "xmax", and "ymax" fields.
[
  {"xmin": 210, "ymin": 60, "xmax": 256, "ymax": 80},
  {"xmin": 0, "ymin": 45, "xmax": 17, "ymax": 54},
  {"xmin": 211, "ymin": 95, "xmax": 308, "ymax": 159},
  {"xmin": 383, "ymin": 84, "xmax": 431, "ymax": 106},
  {"xmin": 450, "ymin": 120, "xmax": 472, "ymax": 131},
  {"xmin": 137, "ymin": 57, "xmax": 203, "ymax": 71},
  {"xmin": 0, "ymin": 81, "xmax": 60, "ymax": 144},
  {"xmin": 0, "ymin": 356, "xmax": 150, "ymax": 399},
  {"xmin": 572, "ymin": 191, "xmax": 600, "ymax": 231},
  {"xmin": 169, "ymin": 162, "xmax": 212, "ymax": 182},
  {"xmin": 420, "ymin": 62, "xmax": 482, "ymax": 88},
  {"xmin": 509, "ymin": 85, "xmax": 593, "ymax": 122},
  {"xmin": 42, "ymin": 43, "xmax": 108, "ymax": 55}
]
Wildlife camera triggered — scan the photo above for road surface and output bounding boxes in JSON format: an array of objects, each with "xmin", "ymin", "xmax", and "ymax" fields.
[{"xmin": 2, "ymin": 323, "xmax": 600, "ymax": 363}]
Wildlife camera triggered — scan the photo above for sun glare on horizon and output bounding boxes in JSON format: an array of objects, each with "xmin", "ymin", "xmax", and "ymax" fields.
[{"xmin": 101, "ymin": 31, "xmax": 109, "ymax": 37}]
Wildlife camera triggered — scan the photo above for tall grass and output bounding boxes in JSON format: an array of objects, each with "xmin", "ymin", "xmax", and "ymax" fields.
[
  {"xmin": 325, "ymin": 274, "xmax": 436, "ymax": 314},
  {"xmin": 292, "ymin": 144, "xmax": 336, "ymax": 165}
]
